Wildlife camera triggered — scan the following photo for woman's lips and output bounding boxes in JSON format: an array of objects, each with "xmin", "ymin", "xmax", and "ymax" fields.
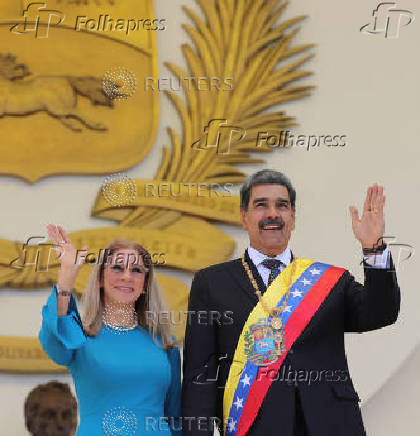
[{"xmin": 115, "ymin": 286, "xmax": 134, "ymax": 293}]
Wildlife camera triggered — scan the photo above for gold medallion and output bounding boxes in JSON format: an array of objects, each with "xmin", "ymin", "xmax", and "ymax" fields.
[{"xmin": 270, "ymin": 317, "xmax": 283, "ymax": 331}]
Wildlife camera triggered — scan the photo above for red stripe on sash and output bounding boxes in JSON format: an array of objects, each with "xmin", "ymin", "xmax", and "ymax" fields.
[{"xmin": 235, "ymin": 266, "xmax": 345, "ymax": 436}]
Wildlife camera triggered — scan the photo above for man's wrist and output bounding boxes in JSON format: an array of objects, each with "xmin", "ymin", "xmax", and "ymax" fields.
[{"xmin": 362, "ymin": 242, "xmax": 387, "ymax": 255}]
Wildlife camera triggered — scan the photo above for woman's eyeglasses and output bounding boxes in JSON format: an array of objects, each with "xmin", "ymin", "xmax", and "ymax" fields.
[{"xmin": 106, "ymin": 264, "xmax": 149, "ymax": 275}]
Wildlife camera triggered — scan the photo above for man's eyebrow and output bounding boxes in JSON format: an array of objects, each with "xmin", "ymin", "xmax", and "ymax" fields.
[
  {"xmin": 252, "ymin": 197, "xmax": 290, "ymax": 203},
  {"xmin": 253, "ymin": 197, "xmax": 268, "ymax": 203}
]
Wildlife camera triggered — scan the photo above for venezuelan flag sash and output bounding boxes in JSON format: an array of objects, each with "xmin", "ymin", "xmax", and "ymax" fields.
[{"xmin": 223, "ymin": 259, "xmax": 346, "ymax": 436}]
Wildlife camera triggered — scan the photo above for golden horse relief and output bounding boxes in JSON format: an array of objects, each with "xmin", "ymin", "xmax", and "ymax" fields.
[
  {"xmin": 0, "ymin": 0, "xmax": 159, "ymax": 182},
  {"xmin": 0, "ymin": 53, "xmax": 113, "ymax": 132}
]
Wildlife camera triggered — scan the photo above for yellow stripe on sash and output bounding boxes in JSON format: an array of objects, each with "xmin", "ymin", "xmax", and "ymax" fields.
[{"xmin": 223, "ymin": 258, "xmax": 315, "ymax": 427}]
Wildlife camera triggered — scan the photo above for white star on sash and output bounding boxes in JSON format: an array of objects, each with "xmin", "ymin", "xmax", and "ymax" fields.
[
  {"xmin": 240, "ymin": 373, "xmax": 251, "ymax": 387},
  {"xmin": 291, "ymin": 290, "xmax": 303, "ymax": 298},
  {"xmin": 301, "ymin": 278, "xmax": 312, "ymax": 286},
  {"xmin": 228, "ymin": 419, "xmax": 237, "ymax": 432},
  {"xmin": 234, "ymin": 397, "xmax": 244, "ymax": 409},
  {"xmin": 283, "ymin": 305, "xmax": 292, "ymax": 313},
  {"xmin": 310, "ymin": 268, "xmax": 321, "ymax": 275}
]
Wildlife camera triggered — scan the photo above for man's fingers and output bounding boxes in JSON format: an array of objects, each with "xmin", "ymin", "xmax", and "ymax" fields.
[
  {"xmin": 376, "ymin": 188, "xmax": 385, "ymax": 214},
  {"xmin": 371, "ymin": 183, "xmax": 379, "ymax": 209},
  {"xmin": 363, "ymin": 186, "xmax": 372, "ymax": 213},
  {"xmin": 371, "ymin": 185, "xmax": 385, "ymax": 214},
  {"xmin": 370, "ymin": 184, "xmax": 378, "ymax": 211},
  {"xmin": 349, "ymin": 206, "xmax": 359, "ymax": 224}
]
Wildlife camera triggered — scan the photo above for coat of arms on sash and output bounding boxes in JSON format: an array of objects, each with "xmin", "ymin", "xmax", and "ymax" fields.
[{"xmin": 244, "ymin": 318, "xmax": 285, "ymax": 366}]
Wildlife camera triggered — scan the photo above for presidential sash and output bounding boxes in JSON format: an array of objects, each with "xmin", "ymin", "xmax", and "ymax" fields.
[{"xmin": 223, "ymin": 259, "xmax": 346, "ymax": 436}]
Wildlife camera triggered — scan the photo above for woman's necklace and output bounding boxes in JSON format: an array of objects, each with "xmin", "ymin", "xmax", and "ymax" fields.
[{"xmin": 102, "ymin": 303, "xmax": 138, "ymax": 333}]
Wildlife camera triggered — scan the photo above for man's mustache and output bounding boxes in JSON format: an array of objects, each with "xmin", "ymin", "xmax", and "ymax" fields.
[{"xmin": 259, "ymin": 219, "xmax": 285, "ymax": 230}]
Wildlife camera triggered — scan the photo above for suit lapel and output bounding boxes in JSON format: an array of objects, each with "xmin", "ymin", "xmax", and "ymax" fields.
[
  {"xmin": 245, "ymin": 249, "xmax": 267, "ymax": 294},
  {"xmin": 227, "ymin": 251, "xmax": 260, "ymax": 304}
]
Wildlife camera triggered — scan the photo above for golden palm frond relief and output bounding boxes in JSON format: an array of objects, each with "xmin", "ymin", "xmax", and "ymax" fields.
[
  {"xmin": 164, "ymin": 1, "xmax": 313, "ymax": 181},
  {"xmin": 103, "ymin": 0, "xmax": 314, "ymax": 230}
]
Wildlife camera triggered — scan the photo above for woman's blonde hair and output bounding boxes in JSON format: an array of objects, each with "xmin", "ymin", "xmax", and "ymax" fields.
[{"xmin": 81, "ymin": 239, "xmax": 175, "ymax": 349}]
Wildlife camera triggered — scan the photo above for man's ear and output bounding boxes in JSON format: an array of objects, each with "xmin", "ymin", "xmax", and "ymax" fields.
[
  {"xmin": 240, "ymin": 208, "xmax": 248, "ymax": 230},
  {"xmin": 291, "ymin": 208, "xmax": 296, "ymax": 231}
]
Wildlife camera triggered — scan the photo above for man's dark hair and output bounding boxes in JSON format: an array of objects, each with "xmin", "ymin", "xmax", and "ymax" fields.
[
  {"xmin": 240, "ymin": 169, "xmax": 296, "ymax": 210},
  {"xmin": 24, "ymin": 380, "xmax": 78, "ymax": 435}
]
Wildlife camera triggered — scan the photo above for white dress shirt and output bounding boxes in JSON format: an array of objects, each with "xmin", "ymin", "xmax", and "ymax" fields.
[{"xmin": 247, "ymin": 245, "xmax": 391, "ymax": 287}]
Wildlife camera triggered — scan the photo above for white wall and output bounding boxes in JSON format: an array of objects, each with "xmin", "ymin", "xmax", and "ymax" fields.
[{"xmin": 0, "ymin": 0, "xmax": 418, "ymax": 434}]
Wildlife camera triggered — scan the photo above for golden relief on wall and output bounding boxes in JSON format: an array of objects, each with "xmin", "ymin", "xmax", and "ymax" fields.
[
  {"xmin": 0, "ymin": 0, "xmax": 159, "ymax": 182},
  {"xmin": 0, "ymin": 0, "xmax": 314, "ymax": 372}
]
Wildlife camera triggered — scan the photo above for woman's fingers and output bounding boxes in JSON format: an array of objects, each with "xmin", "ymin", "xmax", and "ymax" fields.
[
  {"xmin": 56, "ymin": 225, "xmax": 67, "ymax": 243},
  {"xmin": 46, "ymin": 224, "xmax": 59, "ymax": 244}
]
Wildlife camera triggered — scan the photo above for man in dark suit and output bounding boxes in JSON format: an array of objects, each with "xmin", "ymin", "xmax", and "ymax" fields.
[{"xmin": 182, "ymin": 169, "xmax": 400, "ymax": 436}]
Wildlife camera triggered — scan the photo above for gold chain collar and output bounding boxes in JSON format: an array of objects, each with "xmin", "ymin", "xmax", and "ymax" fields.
[{"xmin": 241, "ymin": 254, "xmax": 297, "ymax": 329}]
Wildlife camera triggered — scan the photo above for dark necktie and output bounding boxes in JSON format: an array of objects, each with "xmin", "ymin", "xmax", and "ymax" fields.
[{"xmin": 261, "ymin": 259, "xmax": 284, "ymax": 286}]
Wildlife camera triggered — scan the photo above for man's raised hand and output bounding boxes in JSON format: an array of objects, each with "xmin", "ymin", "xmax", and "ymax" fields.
[{"xmin": 349, "ymin": 184, "xmax": 385, "ymax": 249}]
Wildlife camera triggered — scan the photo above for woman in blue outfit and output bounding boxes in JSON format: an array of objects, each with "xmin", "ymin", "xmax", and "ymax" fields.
[{"xmin": 39, "ymin": 224, "xmax": 181, "ymax": 436}]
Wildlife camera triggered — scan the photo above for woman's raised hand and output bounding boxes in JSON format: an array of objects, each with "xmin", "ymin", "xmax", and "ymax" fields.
[{"xmin": 46, "ymin": 224, "xmax": 89, "ymax": 270}]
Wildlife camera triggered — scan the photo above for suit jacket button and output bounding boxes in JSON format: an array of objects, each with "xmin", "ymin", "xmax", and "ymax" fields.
[{"xmin": 289, "ymin": 349, "xmax": 294, "ymax": 355}]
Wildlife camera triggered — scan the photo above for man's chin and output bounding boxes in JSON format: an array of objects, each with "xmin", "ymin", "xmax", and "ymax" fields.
[{"xmin": 258, "ymin": 241, "xmax": 287, "ymax": 255}]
